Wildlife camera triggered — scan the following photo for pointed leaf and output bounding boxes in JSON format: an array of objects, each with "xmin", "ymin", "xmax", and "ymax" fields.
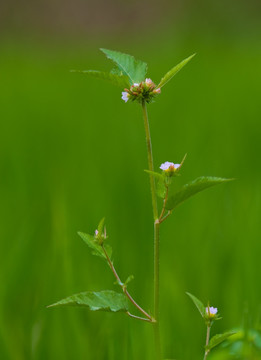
[
  {"xmin": 166, "ymin": 177, "xmax": 233, "ymax": 211},
  {"xmin": 100, "ymin": 48, "xmax": 147, "ymax": 84},
  {"xmin": 71, "ymin": 70, "xmax": 130, "ymax": 88},
  {"xmin": 125, "ymin": 275, "xmax": 134, "ymax": 285},
  {"xmin": 78, "ymin": 231, "xmax": 107, "ymax": 260},
  {"xmin": 98, "ymin": 217, "xmax": 105, "ymax": 235},
  {"xmin": 157, "ymin": 54, "xmax": 195, "ymax": 89},
  {"xmin": 186, "ymin": 292, "xmax": 206, "ymax": 319},
  {"xmin": 144, "ymin": 170, "xmax": 166, "ymax": 198},
  {"xmin": 206, "ymin": 331, "xmax": 237, "ymax": 351},
  {"xmin": 48, "ymin": 290, "xmax": 129, "ymax": 312}
]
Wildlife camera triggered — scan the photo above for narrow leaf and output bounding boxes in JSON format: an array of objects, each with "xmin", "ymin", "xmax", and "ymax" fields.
[
  {"xmin": 78, "ymin": 231, "xmax": 107, "ymax": 260},
  {"xmin": 157, "ymin": 54, "xmax": 195, "ymax": 89},
  {"xmin": 100, "ymin": 48, "xmax": 147, "ymax": 84},
  {"xmin": 125, "ymin": 275, "xmax": 134, "ymax": 285},
  {"xmin": 186, "ymin": 292, "xmax": 206, "ymax": 319},
  {"xmin": 166, "ymin": 177, "xmax": 233, "ymax": 211},
  {"xmin": 98, "ymin": 217, "xmax": 105, "ymax": 235},
  {"xmin": 206, "ymin": 331, "xmax": 237, "ymax": 351},
  {"xmin": 71, "ymin": 70, "xmax": 130, "ymax": 88},
  {"xmin": 144, "ymin": 170, "xmax": 166, "ymax": 198},
  {"xmin": 48, "ymin": 290, "xmax": 129, "ymax": 312}
]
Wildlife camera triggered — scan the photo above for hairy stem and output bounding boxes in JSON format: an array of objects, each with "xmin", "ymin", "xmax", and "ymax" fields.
[
  {"xmin": 203, "ymin": 325, "xmax": 211, "ymax": 360},
  {"xmin": 142, "ymin": 101, "xmax": 162, "ymax": 360},
  {"xmin": 101, "ymin": 244, "xmax": 153, "ymax": 322}
]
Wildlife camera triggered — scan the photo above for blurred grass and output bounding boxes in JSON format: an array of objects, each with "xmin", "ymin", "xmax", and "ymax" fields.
[{"xmin": 0, "ymin": 34, "xmax": 261, "ymax": 360}]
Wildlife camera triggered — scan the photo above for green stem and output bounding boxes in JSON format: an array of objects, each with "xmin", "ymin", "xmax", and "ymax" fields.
[
  {"xmin": 142, "ymin": 101, "xmax": 162, "ymax": 360},
  {"xmin": 102, "ymin": 244, "xmax": 153, "ymax": 322},
  {"xmin": 142, "ymin": 101, "xmax": 158, "ymax": 221},
  {"xmin": 203, "ymin": 325, "xmax": 211, "ymax": 360}
]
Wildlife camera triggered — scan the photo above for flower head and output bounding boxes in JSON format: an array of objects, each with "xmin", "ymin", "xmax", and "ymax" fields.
[
  {"xmin": 206, "ymin": 306, "xmax": 218, "ymax": 318},
  {"xmin": 121, "ymin": 78, "xmax": 160, "ymax": 104},
  {"xmin": 121, "ymin": 91, "xmax": 129, "ymax": 103},
  {"xmin": 95, "ymin": 229, "xmax": 99, "ymax": 236},
  {"xmin": 160, "ymin": 161, "xmax": 180, "ymax": 172}
]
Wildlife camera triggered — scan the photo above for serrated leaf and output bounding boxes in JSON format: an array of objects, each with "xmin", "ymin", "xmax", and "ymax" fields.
[
  {"xmin": 100, "ymin": 48, "xmax": 147, "ymax": 84},
  {"xmin": 186, "ymin": 292, "xmax": 206, "ymax": 319},
  {"xmin": 157, "ymin": 54, "xmax": 195, "ymax": 88},
  {"xmin": 144, "ymin": 170, "xmax": 166, "ymax": 198},
  {"xmin": 48, "ymin": 290, "xmax": 129, "ymax": 312},
  {"xmin": 206, "ymin": 331, "xmax": 237, "ymax": 351},
  {"xmin": 78, "ymin": 231, "xmax": 106, "ymax": 260},
  {"xmin": 71, "ymin": 70, "xmax": 130, "ymax": 88},
  {"xmin": 166, "ymin": 177, "xmax": 233, "ymax": 211}
]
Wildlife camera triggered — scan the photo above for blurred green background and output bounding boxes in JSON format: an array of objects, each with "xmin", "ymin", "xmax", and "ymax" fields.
[{"xmin": 1, "ymin": 0, "xmax": 261, "ymax": 359}]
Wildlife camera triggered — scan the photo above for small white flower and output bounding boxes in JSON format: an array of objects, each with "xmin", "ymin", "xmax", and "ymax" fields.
[
  {"xmin": 206, "ymin": 306, "xmax": 218, "ymax": 316},
  {"xmin": 154, "ymin": 88, "xmax": 161, "ymax": 94},
  {"xmin": 160, "ymin": 161, "xmax": 180, "ymax": 171},
  {"xmin": 133, "ymin": 83, "xmax": 140, "ymax": 87},
  {"xmin": 95, "ymin": 229, "xmax": 99, "ymax": 236},
  {"xmin": 121, "ymin": 92, "xmax": 129, "ymax": 103},
  {"xmin": 145, "ymin": 78, "xmax": 153, "ymax": 86}
]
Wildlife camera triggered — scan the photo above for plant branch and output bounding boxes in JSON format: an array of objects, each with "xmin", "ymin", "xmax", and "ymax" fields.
[
  {"xmin": 203, "ymin": 325, "xmax": 211, "ymax": 360},
  {"xmin": 142, "ymin": 101, "xmax": 162, "ymax": 360},
  {"xmin": 142, "ymin": 101, "xmax": 158, "ymax": 221},
  {"xmin": 159, "ymin": 210, "xmax": 172, "ymax": 224},
  {"xmin": 101, "ymin": 244, "xmax": 153, "ymax": 322},
  {"xmin": 126, "ymin": 312, "xmax": 153, "ymax": 323},
  {"xmin": 159, "ymin": 186, "xmax": 169, "ymax": 222}
]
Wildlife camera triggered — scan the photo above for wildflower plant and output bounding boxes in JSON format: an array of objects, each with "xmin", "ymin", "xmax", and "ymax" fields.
[
  {"xmin": 187, "ymin": 293, "xmax": 236, "ymax": 359},
  {"xmin": 48, "ymin": 49, "xmax": 234, "ymax": 359}
]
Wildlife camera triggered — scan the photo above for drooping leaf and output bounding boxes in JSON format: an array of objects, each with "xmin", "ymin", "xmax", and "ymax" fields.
[
  {"xmin": 78, "ymin": 231, "xmax": 107, "ymax": 260},
  {"xmin": 71, "ymin": 70, "xmax": 130, "ymax": 88},
  {"xmin": 100, "ymin": 48, "xmax": 147, "ymax": 84},
  {"xmin": 157, "ymin": 54, "xmax": 195, "ymax": 89},
  {"xmin": 186, "ymin": 292, "xmax": 206, "ymax": 319},
  {"xmin": 206, "ymin": 331, "xmax": 237, "ymax": 351},
  {"xmin": 144, "ymin": 170, "xmax": 166, "ymax": 198},
  {"xmin": 48, "ymin": 290, "xmax": 129, "ymax": 312},
  {"xmin": 166, "ymin": 177, "xmax": 233, "ymax": 211}
]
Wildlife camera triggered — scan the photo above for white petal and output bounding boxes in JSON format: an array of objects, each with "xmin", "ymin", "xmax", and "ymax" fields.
[
  {"xmin": 121, "ymin": 92, "xmax": 129, "ymax": 102},
  {"xmin": 160, "ymin": 161, "xmax": 175, "ymax": 170}
]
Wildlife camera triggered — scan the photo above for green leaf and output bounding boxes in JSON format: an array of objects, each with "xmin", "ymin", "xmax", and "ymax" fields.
[
  {"xmin": 144, "ymin": 170, "xmax": 166, "ymax": 199},
  {"xmin": 100, "ymin": 48, "xmax": 147, "ymax": 84},
  {"xmin": 78, "ymin": 231, "xmax": 107, "ymax": 260},
  {"xmin": 71, "ymin": 70, "xmax": 130, "ymax": 88},
  {"xmin": 125, "ymin": 275, "xmax": 134, "ymax": 285},
  {"xmin": 48, "ymin": 290, "xmax": 129, "ymax": 312},
  {"xmin": 98, "ymin": 217, "xmax": 105, "ymax": 236},
  {"xmin": 206, "ymin": 331, "xmax": 237, "ymax": 351},
  {"xmin": 157, "ymin": 54, "xmax": 195, "ymax": 88},
  {"xmin": 166, "ymin": 177, "xmax": 233, "ymax": 211},
  {"xmin": 186, "ymin": 292, "xmax": 206, "ymax": 319}
]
